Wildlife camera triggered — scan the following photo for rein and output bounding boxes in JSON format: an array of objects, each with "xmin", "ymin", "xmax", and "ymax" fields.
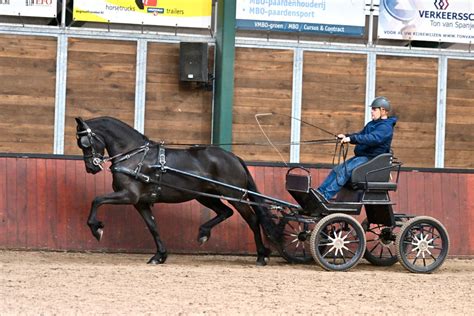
[
  {"xmin": 160, "ymin": 138, "xmax": 338, "ymax": 147},
  {"xmin": 77, "ymin": 113, "xmax": 348, "ymax": 175}
]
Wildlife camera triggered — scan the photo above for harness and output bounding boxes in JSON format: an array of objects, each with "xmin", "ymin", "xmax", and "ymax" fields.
[
  {"xmin": 76, "ymin": 121, "xmax": 152, "ymax": 172},
  {"xmin": 110, "ymin": 143, "xmax": 167, "ymax": 200},
  {"xmin": 76, "ymin": 121, "xmax": 158, "ymax": 196},
  {"xmin": 77, "ymin": 124, "xmax": 287, "ymax": 207},
  {"xmin": 76, "ymin": 121, "xmax": 172, "ymax": 201}
]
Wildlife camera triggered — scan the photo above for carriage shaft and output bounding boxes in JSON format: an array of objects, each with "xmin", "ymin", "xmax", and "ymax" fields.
[{"xmin": 161, "ymin": 166, "xmax": 300, "ymax": 209}]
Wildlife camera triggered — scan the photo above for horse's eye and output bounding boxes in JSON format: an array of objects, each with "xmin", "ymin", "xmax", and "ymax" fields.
[{"xmin": 80, "ymin": 136, "xmax": 92, "ymax": 148}]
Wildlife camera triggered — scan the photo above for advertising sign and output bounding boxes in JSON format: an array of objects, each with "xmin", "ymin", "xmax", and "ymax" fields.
[
  {"xmin": 73, "ymin": 0, "xmax": 212, "ymax": 29},
  {"xmin": 0, "ymin": 0, "xmax": 58, "ymax": 18},
  {"xmin": 236, "ymin": 0, "xmax": 366, "ymax": 36},
  {"xmin": 378, "ymin": 0, "xmax": 474, "ymax": 44}
]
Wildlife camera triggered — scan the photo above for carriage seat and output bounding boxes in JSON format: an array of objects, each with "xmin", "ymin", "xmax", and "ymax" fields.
[{"xmin": 349, "ymin": 153, "xmax": 397, "ymax": 191}]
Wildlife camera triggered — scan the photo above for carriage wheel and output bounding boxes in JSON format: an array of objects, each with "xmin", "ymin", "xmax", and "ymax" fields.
[
  {"xmin": 310, "ymin": 213, "xmax": 366, "ymax": 271},
  {"xmin": 275, "ymin": 216, "xmax": 315, "ymax": 264},
  {"xmin": 395, "ymin": 216, "xmax": 449, "ymax": 273},
  {"xmin": 362, "ymin": 219, "xmax": 401, "ymax": 266}
]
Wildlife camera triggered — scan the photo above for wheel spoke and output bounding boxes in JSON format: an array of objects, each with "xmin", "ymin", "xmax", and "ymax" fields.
[
  {"xmin": 342, "ymin": 228, "xmax": 354, "ymax": 240},
  {"xmin": 341, "ymin": 251, "xmax": 347, "ymax": 263},
  {"xmin": 322, "ymin": 246, "xmax": 335, "ymax": 258},
  {"xmin": 344, "ymin": 239, "xmax": 360, "ymax": 244},
  {"xmin": 318, "ymin": 242, "xmax": 333, "ymax": 247},
  {"xmin": 367, "ymin": 224, "xmax": 383, "ymax": 234},
  {"xmin": 286, "ymin": 221, "xmax": 298, "ymax": 232},
  {"xmin": 366, "ymin": 238, "xmax": 379, "ymax": 243},
  {"xmin": 345, "ymin": 248, "xmax": 356, "ymax": 256},
  {"xmin": 368, "ymin": 241, "xmax": 380, "ymax": 253},
  {"xmin": 320, "ymin": 230, "xmax": 331, "ymax": 239},
  {"xmin": 387, "ymin": 247, "xmax": 394, "ymax": 257}
]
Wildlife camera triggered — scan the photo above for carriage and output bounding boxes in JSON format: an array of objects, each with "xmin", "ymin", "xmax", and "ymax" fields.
[
  {"xmin": 274, "ymin": 153, "xmax": 449, "ymax": 273},
  {"xmin": 76, "ymin": 117, "xmax": 450, "ymax": 273}
]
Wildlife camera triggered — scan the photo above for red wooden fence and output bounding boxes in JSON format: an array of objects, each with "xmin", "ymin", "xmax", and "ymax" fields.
[{"xmin": 0, "ymin": 157, "xmax": 472, "ymax": 257}]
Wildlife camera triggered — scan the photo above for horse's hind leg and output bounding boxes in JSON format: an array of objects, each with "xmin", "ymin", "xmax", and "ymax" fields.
[
  {"xmin": 196, "ymin": 197, "xmax": 233, "ymax": 244},
  {"xmin": 134, "ymin": 202, "xmax": 168, "ymax": 264},
  {"xmin": 230, "ymin": 202, "xmax": 271, "ymax": 266}
]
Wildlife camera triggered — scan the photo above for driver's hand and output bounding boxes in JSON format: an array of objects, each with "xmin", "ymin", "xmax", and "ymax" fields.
[{"xmin": 338, "ymin": 135, "xmax": 350, "ymax": 143}]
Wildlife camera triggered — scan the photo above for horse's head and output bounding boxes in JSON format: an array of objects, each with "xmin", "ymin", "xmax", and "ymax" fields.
[{"xmin": 75, "ymin": 117, "xmax": 106, "ymax": 174}]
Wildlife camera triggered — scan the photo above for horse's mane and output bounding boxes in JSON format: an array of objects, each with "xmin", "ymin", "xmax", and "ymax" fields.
[{"xmin": 87, "ymin": 116, "xmax": 150, "ymax": 143}]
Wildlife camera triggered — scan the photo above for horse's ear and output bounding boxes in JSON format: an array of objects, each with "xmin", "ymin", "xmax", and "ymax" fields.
[{"xmin": 75, "ymin": 117, "xmax": 84, "ymax": 126}]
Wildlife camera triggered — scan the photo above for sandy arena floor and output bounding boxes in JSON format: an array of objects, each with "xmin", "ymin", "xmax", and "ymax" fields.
[{"xmin": 0, "ymin": 250, "xmax": 473, "ymax": 315}]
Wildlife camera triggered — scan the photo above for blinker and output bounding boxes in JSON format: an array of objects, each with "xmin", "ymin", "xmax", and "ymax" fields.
[{"xmin": 80, "ymin": 136, "xmax": 92, "ymax": 148}]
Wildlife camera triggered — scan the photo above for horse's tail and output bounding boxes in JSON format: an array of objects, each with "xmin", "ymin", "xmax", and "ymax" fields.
[{"xmin": 237, "ymin": 157, "xmax": 279, "ymax": 242}]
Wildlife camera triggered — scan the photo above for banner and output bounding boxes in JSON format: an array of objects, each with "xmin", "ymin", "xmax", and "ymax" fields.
[
  {"xmin": 378, "ymin": 0, "xmax": 474, "ymax": 44},
  {"xmin": 73, "ymin": 0, "xmax": 212, "ymax": 29},
  {"xmin": 0, "ymin": 0, "xmax": 58, "ymax": 18},
  {"xmin": 236, "ymin": 0, "xmax": 366, "ymax": 36}
]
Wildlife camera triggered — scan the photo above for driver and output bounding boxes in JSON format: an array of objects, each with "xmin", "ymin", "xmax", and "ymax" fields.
[{"xmin": 316, "ymin": 96, "xmax": 397, "ymax": 201}]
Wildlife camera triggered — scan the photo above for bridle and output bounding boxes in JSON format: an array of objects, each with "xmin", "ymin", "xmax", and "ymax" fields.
[
  {"xmin": 76, "ymin": 120, "xmax": 151, "ymax": 171},
  {"xmin": 76, "ymin": 122, "xmax": 107, "ymax": 170}
]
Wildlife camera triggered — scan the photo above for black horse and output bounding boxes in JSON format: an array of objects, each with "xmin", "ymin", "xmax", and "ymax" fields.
[{"xmin": 75, "ymin": 117, "xmax": 276, "ymax": 265}]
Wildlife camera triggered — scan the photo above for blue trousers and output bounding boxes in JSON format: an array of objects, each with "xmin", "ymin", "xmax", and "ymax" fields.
[{"xmin": 317, "ymin": 156, "xmax": 369, "ymax": 200}]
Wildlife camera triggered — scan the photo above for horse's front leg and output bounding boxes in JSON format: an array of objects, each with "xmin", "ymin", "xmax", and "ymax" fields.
[
  {"xmin": 87, "ymin": 190, "xmax": 138, "ymax": 241},
  {"xmin": 134, "ymin": 202, "xmax": 168, "ymax": 264}
]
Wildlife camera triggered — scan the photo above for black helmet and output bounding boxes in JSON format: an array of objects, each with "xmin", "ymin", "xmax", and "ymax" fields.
[{"xmin": 370, "ymin": 96, "xmax": 391, "ymax": 111}]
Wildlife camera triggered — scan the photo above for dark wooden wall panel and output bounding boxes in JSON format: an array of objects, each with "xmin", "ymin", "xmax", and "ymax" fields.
[
  {"xmin": 376, "ymin": 56, "xmax": 438, "ymax": 167},
  {"xmin": 0, "ymin": 158, "xmax": 5, "ymax": 246},
  {"xmin": 0, "ymin": 35, "xmax": 56, "ymax": 154},
  {"xmin": 144, "ymin": 43, "xmax": 212, "ymax": 144},
  {"xmin": 467, "ymin": 175, "xmax": 474, "ymax": 255},
  {"xmin": 301, "ymin": 52, "xmax": 366, "ymax": 164},
  {"xmin": 64, "ymin": 38, "xmax": 137, "ymax": 155},
  {"xmin": 445, "ymin": 59, "xmax": 474, "ymax": 168},
  {"xmin": 0, "ymin": 157, "xmax": 472, "ymax": 257},
  {"xmin": 233, "ymin": 48, "xmax": 293, "ymax": 162}
]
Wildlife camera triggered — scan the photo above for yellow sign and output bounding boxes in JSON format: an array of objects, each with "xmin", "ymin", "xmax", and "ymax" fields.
[{"xmin": 74, "ymin": 0, "xmax": 212, "ymax": 28}]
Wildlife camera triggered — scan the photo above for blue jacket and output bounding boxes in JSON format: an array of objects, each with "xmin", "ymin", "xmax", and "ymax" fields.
[{"xmin": 348, "ymin": 117, "xmax": 397, "ymax": 159}]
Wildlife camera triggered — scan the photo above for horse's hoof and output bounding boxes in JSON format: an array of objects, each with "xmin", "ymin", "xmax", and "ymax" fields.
[
  {"xmin": 197, "ymin": 229, "xmax": 210, "ymax": 244},
  {"xmin": 147, "ymin": 259, "xmax": 160, "ymax": 265},
  {"xmin": 96, "ymin": 228, "xmax": 103, "ymax": 241},
  {"xmin": 198, "ymin": 236, "xmax": 208, "ymax": 245},
  {"xmin": 147, "ymin": 253, "xmax": 167, "ymax": 264},
  {"xmin": 91, "ymin": 228, "xmax": 103, "ymax": 242},
  {"xmin": 256, "ymin": 256, "xmax": 268, "ymax": 266},
  {"xmin": 89, "ymin": 221, "xmax": 104, "ymax": 242}
]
